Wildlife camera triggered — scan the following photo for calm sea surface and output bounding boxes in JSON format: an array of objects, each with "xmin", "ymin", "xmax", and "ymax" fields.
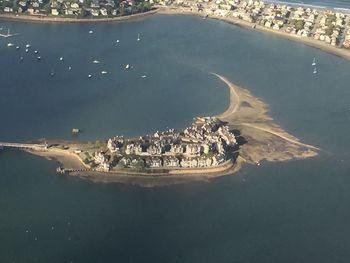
[{"xmin": 1, "ymin": 14, "xmax": 350, "ymax": 263}]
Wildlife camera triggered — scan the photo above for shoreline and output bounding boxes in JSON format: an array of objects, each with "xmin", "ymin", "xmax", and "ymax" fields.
[
  {"xmin": 18, "ymin": 73, "xmax": 318, "ymax": 187},
  {"xmin": 1, "ymin": 7, "xmax": 349, "ymax": 61},
  {"xmin": 0, "ymin": 9, "xmax": 157, "ymax": 23},
  {"xmin": 156, "ymin": 8, "xmax": 350, "ymax": 61}
]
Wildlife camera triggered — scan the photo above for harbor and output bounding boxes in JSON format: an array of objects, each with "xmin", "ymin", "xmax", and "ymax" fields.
[{"xmin": 0, "ymin": 10, "xmax": 350, "ymax": 263}]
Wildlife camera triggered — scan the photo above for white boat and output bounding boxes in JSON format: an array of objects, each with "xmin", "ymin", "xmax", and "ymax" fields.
[
  {"xmin": 88, "ymin": 74, "xmax": 92, "ymax": 78},
  {"xmin": 25, "ymin": 48, "xmax": 29, "ymax": 53},
  {"xmin": 68, "ymin": 66, "xmax": 72, "ymax": 70},
  {"xmin": 25, "ymin": 44, "xmax": 31, "ymax": 48},
  {"xmin": 7, "ymin": 43, "xmax": 14, "ymax": 47},
  {"xmin": 72, "ymin": 128, "xmax": 80, "ymax": 133},
  {"xmin": 312, "ymin": 57, "xmax": 316, "ymax": 66},
  {"xmin": 125, "ymin": 64, "xmax": 130, "ymax": 69},
  {"xmin": 37, "ymin": 56, "xmax": 41, "ymax": 60},
  {"xmin": 16, "ymin": 46, "xmax": 20, "ymax": 50},
  {"xmin": 20, "ymin": 56, "xmax": 24, "ymax": 61},
  {"xmin": 0, "ymin": 29, "xmax": 19, "ymax": 38},
  {"xmin": 101, "ymin": 71, "xmax": 108, "ymax": 74},
  {"xmin": 89, "ymin": 30, "xmax": 93, "ymax": 34},
  {"xmin": 116, "ymin": 39, "xmax": 120, "ymax": 43},
  {"xmin": 50, "ymin": 72, "xmax": 55, "ymax": 76},
  {"xmin": 313, "ymin": 68, "xmax": 317, "ymax": 74},
  {"xmin": 34, "ymin": 50, "xmax": 38, "ymax": 54},
  {"xmin": 141, "ymin": 75, "xmax": 147, "ymax": 78},
  {"xmin": 93, "ymin": 60, "xmax": 100, "ymax": 64},
  {"xmin": 137, "ymin": 33, "xmax": 140, "ymax": 41},
  {"xmin": 59, "ymin": 57, "xmax": 63, "ymax": 61}
]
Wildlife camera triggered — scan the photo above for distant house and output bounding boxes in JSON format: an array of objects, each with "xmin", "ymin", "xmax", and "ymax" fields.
[
  {"xmin": 18, "ymin": 1, "xmax": 27, "ymax": 7},
  {"xmin": 4, "ymin": 7, "xmax": 13, "ymax": 12},
  {"xmin": 51, "ymin": 8, "xmax": 59, "ymax": 15},
  {"xmin": 100, "ymin": 8, "xmax": 108, "ymax": 16},
  {"xmin": 91, "ymin": 9, "xmax": 99, "ymax": 16}
]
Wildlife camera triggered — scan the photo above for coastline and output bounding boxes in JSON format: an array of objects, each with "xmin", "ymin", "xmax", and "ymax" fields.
[
  {"xmin": 156, "ymin": 8, "xmax": 350, "ymax": 61},
  {"xmin": 1, "ymin": 6, "xmax": 349, "ymax": 61},
  {"xmin": 0, "ymin": 9, "xmax": 157, "ymax": 23}
]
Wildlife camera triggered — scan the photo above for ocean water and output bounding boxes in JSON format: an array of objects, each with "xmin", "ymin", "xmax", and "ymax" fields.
[
  {"xmin": 268, "ymin": 0, "xmax": 350, "ymax": 9},
  {"xmin": 1, "ymin": 14, "xmax": 350, "ymax": 262}
]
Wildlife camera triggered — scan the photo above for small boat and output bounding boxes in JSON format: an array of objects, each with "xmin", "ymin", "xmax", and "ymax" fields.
[
  {"xmin": 141, "ymin": 75, "xmax": 147, "ymax": 78},
  {"xmin": 93, "ymin": 60, "xmax": 100, "ymax": 64},
  {"xmin": 37, "ymin": 56, "xmax": 41, "ymax": 60},
  {"xmin": 7, "ymin": 43, "xmax": 14, "ymax": 47},
  {"xmin": 16, "ymin": 46, "xmax": 20, "ymax": 50},
  {"xmin": 50, "ymin": 72, "xmax": 55, "ymax": 76},
  {"xmin": 20, "ymin": 56, "xmax": 24, "ymax": 61},
  {"xmin": 72, "ymin": 128, "xmax": 80, "ymax": 133},
  {"xmin": 34, "ymin": 50, "xmax": 38, "ymax": 54},
  {"xmin": 137, "ymin": 33, "xmax": 140, "ymax": 41},
  {"xmin": 25, "ymin": 48, "xmax": 29, "ymax": 53},
  {"xmin": 68, "ymin": 66, "xmax": 72, "ymax": 70},
  {"xmin": 59, "ymin": 57, "xmax": 63, "ymax": 61},
  {"xmin": 116, "ymin": 39, "xmax": 120, "ymax": 43},
  {"xmin": 88, "ymin": 74, "xmax": 92, "ymax": 78},
  {"xmin": 101, "ymin": 71, "xmax": 108, "ymax": 74},
  {"xmin": 312, "ymin": 57, "xmax": 316, "ymax": 66},
  {"xmin": 25, "ymin": 44, "xmax": 31, "ymax": 48},
  {"xmin": 125, "ymin": 64, "xmax": 130, "ymax": 69},
  {"xmin": 313, "ymin": 68, "xmax": 317, "ymax": 74},
  {"xmin": 89, "ymin": 30, "xmax": 93, "ymax": 34}
]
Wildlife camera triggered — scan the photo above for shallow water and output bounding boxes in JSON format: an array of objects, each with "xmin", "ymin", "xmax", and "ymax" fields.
[{"xmin": 1, "ymin": 14, "xmax": 350, "ymax": 262}]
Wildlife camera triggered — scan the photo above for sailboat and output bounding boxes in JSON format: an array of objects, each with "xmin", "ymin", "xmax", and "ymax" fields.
[
  {"xmin": 0, "ymin": 28, "xmax": 19, "ymax": 38},
  {"xmin": 312, "ymin": 57, "xmax": 316, "ymax": 66},
  {"xmin": 137, "ymin": 33, "xmax": 140, "ymax": 42}
]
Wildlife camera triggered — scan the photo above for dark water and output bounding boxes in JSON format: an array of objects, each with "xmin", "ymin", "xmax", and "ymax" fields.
[{"xmin": 1, "ymin": 15, "xmax": 350, "ymax": 262}]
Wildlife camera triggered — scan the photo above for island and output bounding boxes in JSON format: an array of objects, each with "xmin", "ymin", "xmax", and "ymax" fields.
[{"xmin": 1, "ymin": 73, "xmax": 318, "ymax": 187}]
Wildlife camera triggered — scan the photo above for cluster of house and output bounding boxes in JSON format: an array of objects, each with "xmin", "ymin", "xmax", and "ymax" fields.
[
  {"xmin": 1, "ymin": 0, "xmax": 139, "ymax": 17},
  {"xmin": 231, "ymin": 0, "xmax": 264, "ymax": 23},
  {"xmin": 156, "ymin": 0, "xmax": 350, "ymax": 48},
  {"xmin": 314, "ymin": 11, "xmax": 347, "ymax": 46},
  {"xmin": 343, "ymin": 29, "xmax": 350, "ymax": 48},
  {"xmin": 91, "ymin": 117, "xmax": 238, "ymax": 172},
  {"xmin": 260, "ymin": 4, "xmax": 290, "ymax": 30},
  {"xmin": 2, "ymin": 0, "xmax": 45, "ymax": 14},
  {"xmin": 285, "ymin": 7, "xmax": 318, "ymax": 37}
]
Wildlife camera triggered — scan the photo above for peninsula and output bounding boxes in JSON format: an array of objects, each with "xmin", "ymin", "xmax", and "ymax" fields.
[{"xmin": 3, "ymin": 73, "xmax": 318, "ymax": 187}]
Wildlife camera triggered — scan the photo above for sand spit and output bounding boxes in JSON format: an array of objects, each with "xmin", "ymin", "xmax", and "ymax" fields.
[{"xmin": 211, "ymin": 73, "xmax": 318, "ymax": 165}]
